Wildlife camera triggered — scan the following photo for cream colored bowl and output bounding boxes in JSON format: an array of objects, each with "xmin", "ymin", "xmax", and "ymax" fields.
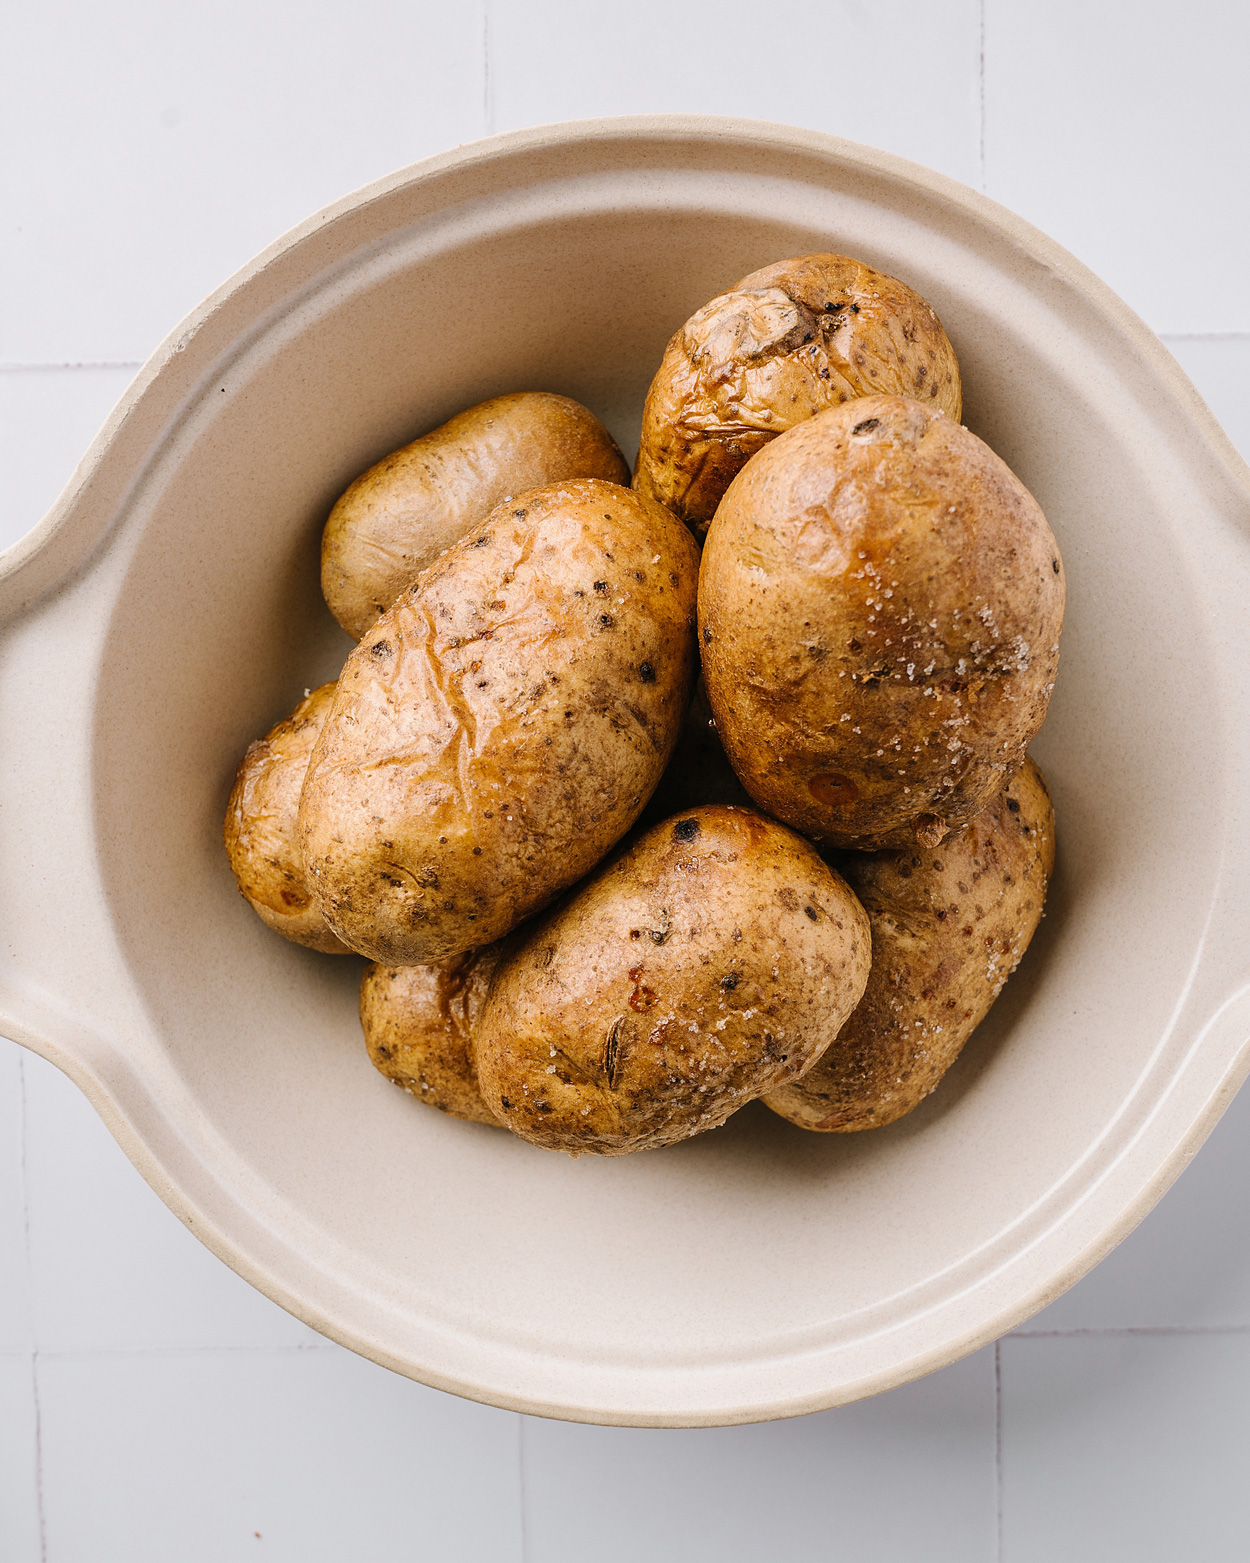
[{"xmin": 3, "ymin": 118, "xmax": 1250, "ymax": 1427}]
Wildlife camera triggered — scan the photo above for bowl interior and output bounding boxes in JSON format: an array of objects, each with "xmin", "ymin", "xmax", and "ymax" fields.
[{"xmin": 81, "ymin": 133, "xmax": 1233, "ymax": 1417}]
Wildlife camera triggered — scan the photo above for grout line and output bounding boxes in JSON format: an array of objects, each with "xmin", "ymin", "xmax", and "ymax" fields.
[
  {"xmin": 36, "ymin": 1342, "xmax": 343, "ymax": 1360},
  {"xmin": 482, "ymin": 0, "xmax": 495, "ymax": 137},
  {"xmin": 994, "ymin": 1339, "xmax": 1003, "ymax": 1563},
  {"xmin": 18, "ymin": 1055, "xmax": 48, "ymax": 1563},
  {"xmin": 1007, "ymin": 1324, "xmax": 1250, "ymax": 1338},
  {"xmin": 518, "ymin": 1415, "xmax": 530, "ymax": 1563},
  {"xmin": 0, "ymin": 361, "xmax": 142, "ymax": 373},
  {"xmin": 978, "ymin": 0, "xmax": 987, "ymax": 192}
]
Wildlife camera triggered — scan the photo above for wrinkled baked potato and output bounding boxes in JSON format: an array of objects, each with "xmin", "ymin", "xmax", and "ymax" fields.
[
  {"xmin": 699, "ymin": 396, "xmax": 1065, "ymax": 850},
  {"xmin": 300, "ymin": 479, "xmax": 700, "ymax": 965},
  {"xmin": 766, "ymin": 758, "xmax": 1055, "ymax": 1132},
  {"xmin": 360, "ymin": 945, "xmax": 504, "ymax": 1126},
  {"xmin": 633, "ymin": 253, "xmax": 961, "ymax": 537},
  {"xmin": 322, "ymin": 392, "xmax": 629, "ymax": 639},
  {"xmin": 223, "ymin": 684, "xmax": 351, "ymax": 954},
  {"xmin": 475, "ymin": 805, "xmax": 871, "ymax": 1156}
]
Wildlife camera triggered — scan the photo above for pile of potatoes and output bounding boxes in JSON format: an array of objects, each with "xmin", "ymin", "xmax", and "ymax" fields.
[{"xmin": 224, "ymin": 254, "xmax": 1063, "ymax": 1157}]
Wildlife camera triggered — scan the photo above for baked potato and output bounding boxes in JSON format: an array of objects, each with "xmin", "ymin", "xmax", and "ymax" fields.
[
  {"xmin": 223, "ymin": 683, "xmax": 351, "ymax": 954},
  {"xmin": 299, "ymin": 479, "xmax": 700, "ymax": 965},
  {"xmin": 766, "ymin": 758, "xmax": 1055, "ymax": 1132},
  {"xmin": 699, "ymin": 396, "xmax": 1065, "ymax": 850},
  {"xmin": 633, "ymin": 253, "xmax": 961, "ymax": 537},
  {"xmin": 474, "ymin": 805, "xmax": 871, "ymax": 1156},
  {"xmin": 322, "ymin": 392, "xmax": 629, "ymax": 639},
  {"xmin": 360, "ymin": 945, "xmax": 504, "ymax": 1126}
]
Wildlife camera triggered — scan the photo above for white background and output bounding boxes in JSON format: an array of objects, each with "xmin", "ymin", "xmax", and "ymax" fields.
[{"xmin": 3, "ymin": 2, "xmax": 1250, "ymax": 1557}]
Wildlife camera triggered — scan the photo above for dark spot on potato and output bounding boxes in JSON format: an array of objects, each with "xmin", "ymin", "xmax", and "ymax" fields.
[
  {"xmin": 500, "ymin": 1097, "xmax": 512, "ymax": 1110},
  {"xmin": 720, "ymin": 972, "xmax": 739, "ymax": 990},
  {"xmin": 1007, "ymin": 798, "xmax": 1021, "ymax": 813},
  {"xmin": 702, "ymin": 624, "xmax": 712, "ymax": 645},
  {"xmin": 603, "ymin": 1018, "xmax": 624, "ymax": 1087},
  {"xmin": 804, "ymin": 906, "xmax": 818, "ymax": 921},
  {"xmin": 638, "ymin": 662, "xmax": 656, "ymax": 683},
  {"xmin": 594, "ymin": 580, "xmax": 608, "ymax": 593},
  {"xmin": 851, "ymin": 417, "xmax": 880, "ymax": 436},
  {"xmin": 673, "ymin": 818, "xmax": 700, "ymax": 841},
  {"xmin": 848, "ymin": 638, "xmax": 862, "ymax": 653},
  {"xmin": 369, "ymin": 639, "xmax": 391, "ymax": 657},
  {"xmin": 513, "ymin": 509, "xmax": 526, "ymax": 519},
  {"xmin": 537, "ymin": 1101, "xmax": 553, "ymax": 1113},
  {"xmin": 897, "ymin": 863, "xmax": 912, "ymax": 879},
  {"xmin": 669, "ymin": 572, "xmax": 679, "ymax": 586},
  {"xmin": 599, "ymin": 614, "xmax": 614, "ymax": 628},
  {"xmin": 1052, "ymin": 558, "xmax": 1060, "ymax": 573},
  {"xmin": 472, "ymin": 847, "xmax": 481, "ymax": 855},
  {"xmin": 962, "ymin": 926, "xmax": 973, "ymax": 937},
  {"xmin": 629, "ymin": 929, "xmax": 641, "ymax": 939},
  {"xmin": 808, "ymin": 772, "xmax": 859, "ymax": 807}
]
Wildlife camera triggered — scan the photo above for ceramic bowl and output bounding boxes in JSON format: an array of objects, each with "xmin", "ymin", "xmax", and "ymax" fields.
[{"xmin": 3, "ymin": 117, "xmax": 1250, "ymax": 1427}]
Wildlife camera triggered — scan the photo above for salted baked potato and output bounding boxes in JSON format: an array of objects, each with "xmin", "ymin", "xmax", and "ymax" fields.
[
  {"xmin": 360, "ymin": 945, "xmax": 504, "ymax": 1126},
  {"xmin": 766, "ymin": 758, "xmax": 1055, "ymax": 1132},
  {"xmin": 699, "ymin": 396, "xmax": 1065, "ymax": 850},
  {"xmin": 634, "ymin": 253, "xmax": 961, "ymax": 537},
  {"xmin": 322, "ymin": 392, "xmax": 629, "ymax": 639},
  {"xmin": 223, "ymin": 684, "xmax": 350, "ymax": 954},
  {"xmin": 300, "ymin": 479, "xmax": 700, "ymax": 965},
  {"xmin": 474, "ymin": 806, "xmax": 871, "ymax": 1156}
]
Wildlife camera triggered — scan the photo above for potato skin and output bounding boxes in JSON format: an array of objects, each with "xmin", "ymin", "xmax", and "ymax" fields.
[
  {"xmin": 299, "ymin": 479, "xmax": 700, "ymax": 965},
  {"xmin": 322, "ymin": 392, "xmax": 629, "ymax": 639},
  {"xmin": 474, "ymin": 806, "xmax": 871, "ymax": 1157},
  {"xmin": 765, "ymin": 759, "xmax": 1055, "ymax": 1132},
  {"xmin": 223, "ymin": 684, "xmax": 351, "ymax": 954},
  {"xmin": 699, "ymin": 396, "xmax": 1065, "ymax": 850},
  {"xmin": 633, "ymin": 253, "xmax": 961, "ymax": 537},
  {"xmin": 360, "ymin": 946, "xmax": 503, "ymax": 1126}
]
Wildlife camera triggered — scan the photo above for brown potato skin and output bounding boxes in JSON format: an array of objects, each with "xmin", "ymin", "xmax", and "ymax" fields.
[
  {"xmin": 322, "ymin": 392, "xmax": 629, "ymax": 639},
  {"xmin": 360, "ymin": 945, "xmax": 504, "ymax": 1126},
  {"xmin": 223, "ymin": 684, "xmax": 351, "ymax": 954},
  {"xmin": 475, "ymin": 806, "xmax": 871, "ymax": 1157},
  {"xmin": 633, "ymin": 254, "xmax": 961, "ymax": 538},
  {"xmin": 299, "ymin": 479, "xmax": 700, "ymax": 965},
  {"xmin": 765, "ymin": 759, "xmax": 1055, "ymax": 1132},
  {"xmin": 699, "ymin": 397, "xmax": 1065, "ymax": 850}
]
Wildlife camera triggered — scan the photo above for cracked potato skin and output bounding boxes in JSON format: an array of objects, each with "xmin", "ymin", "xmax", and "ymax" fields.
[
  {"xmin": 322, "ymin": 392, "xmax": 629, "ymax": 639},
  {"xmin": 765, "ymin": 758, "xmax": 1055, "ymax": 1132},
  {"xmin": 698, "ymin": 396, "xmax": 1064, "ymax": 850},
  {"xmin": 223, "ymin": 683, "xmax": 351, "ymax": 954},
  {"xmin": 361, "ymin": 945, "xmax": 504, "ymax": 1126},
  {"xmin": 633, "ymin": 253, "xmax": 961, "ymax": 537},
  {"xmin": 299, "ymin": 479, "xmax": 700, "ymax": 965},
  {"xmin": 475, "ymin": 805, "xmax": 871, "ymax": 1157}
]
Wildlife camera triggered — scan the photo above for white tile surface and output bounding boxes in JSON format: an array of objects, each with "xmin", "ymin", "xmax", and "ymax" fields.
[
  {"xmin": 0, "ymin": 366, "xmax": 137, "ymax": 553},
  {"xmin": 22, "ymin": 1049, "xmax": 320, "ymax": 1353},
  {"xmin": 0, "ymin": 1355, "xmax": 40, "ymax": 1563},
  {"xmin": 1161, "ymin": 335, "xmax": 1250, "ymax": 465},
  {"xmin": 489, "ymin": 0, "xmax": 982, "ymax": 188},
  {"xmin": 37, "ymin": 1349, "xmax": 523, "ymax": 1563},
  {"xmin": 1, "ymin": 0, "xmax": 487, "ymax": 365},
  {"xmin": 984, "ymin": 1, "xmax": 1250, "ymax": 334},
  {"xmin": 1022, "ymin": 1074, "xmax": 1250, "ymax": 1332},
  {"xmin": 999, "ymin": 1333, "xmax": 1250, "ymax": 1561},
  {"xmin": 0, "ymin": 1046, "xmax": 31, "ymax": 1352},
  {"xmin": 523, "ymin": 1350, "xmax": 996, "ymax": 1563}
]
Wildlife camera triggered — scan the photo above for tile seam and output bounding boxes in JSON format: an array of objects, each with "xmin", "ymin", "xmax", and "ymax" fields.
[
  {"xmin": 994, "ymin": 1338, "xmax": 1003, "ymax": 1563},
  {"xmin": 18, "ymin": 1055, "xmax": 47, "ymax": 1563},
  {"xmin": 0, "ymin": 362, "xmax": 143, "ymax": 373},
  {"xmin": 978, "ymin": 0, "xmax": 987, "ymax": 192},
  {"xmin": 1007, "ymin": 1324, "xmax": 1250, "ymax": 1338}
]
